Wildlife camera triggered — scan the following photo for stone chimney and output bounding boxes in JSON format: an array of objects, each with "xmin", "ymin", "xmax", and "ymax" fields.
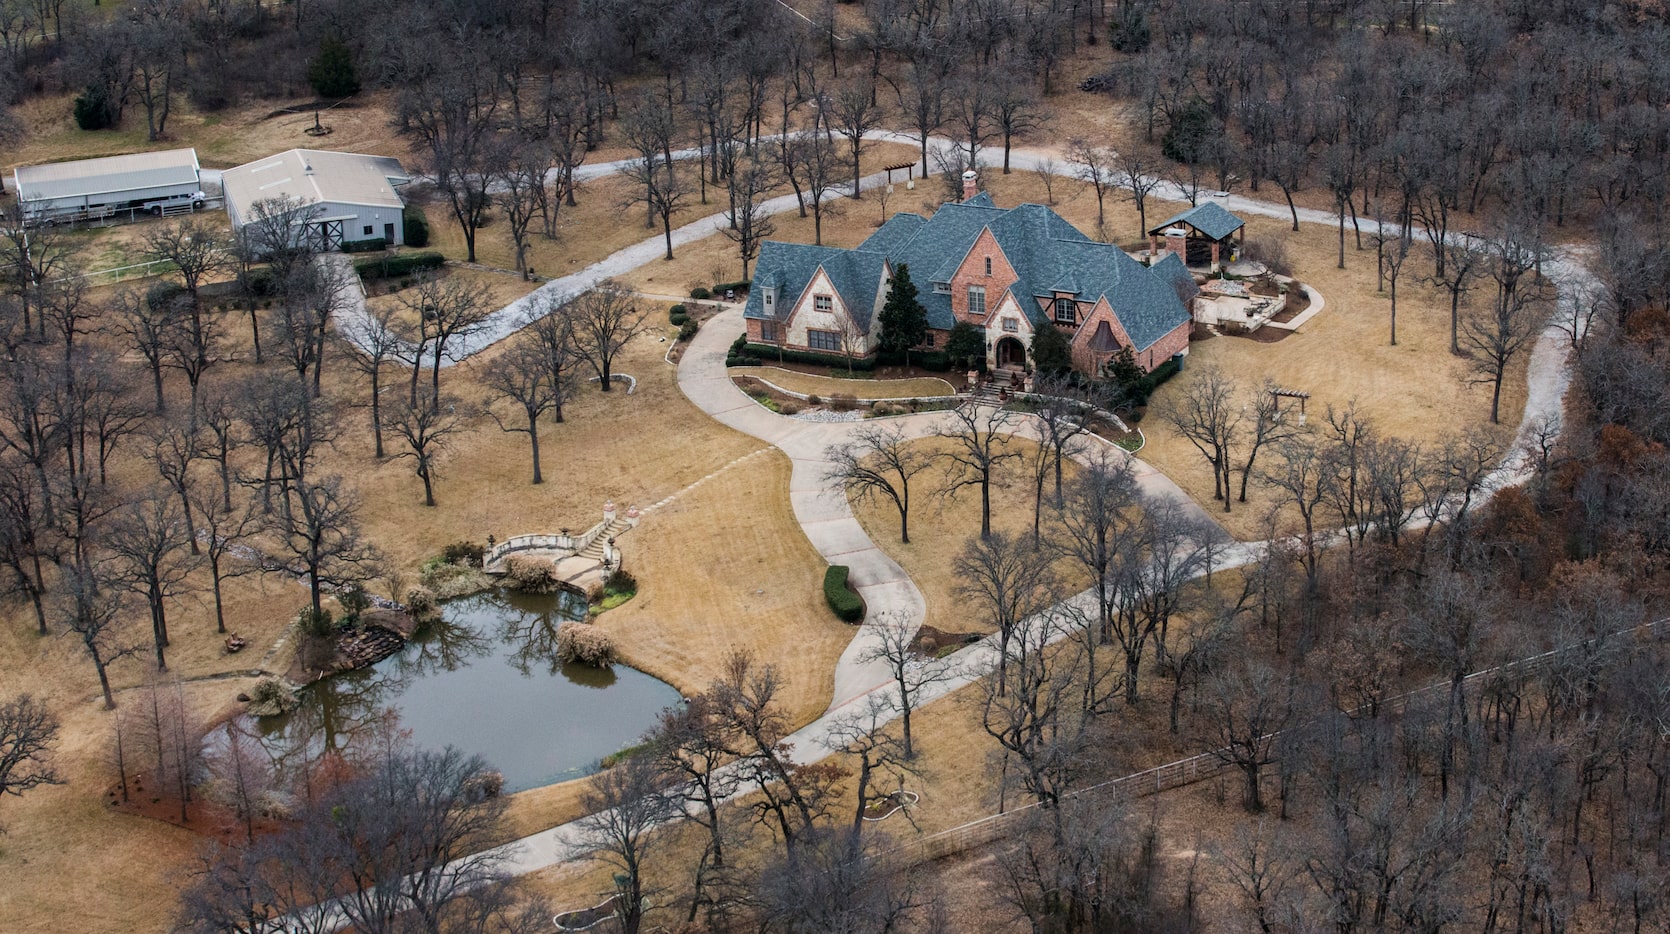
[{"xmin": 962, "ymin": 169, "xmax": 979, "ymax": 202}]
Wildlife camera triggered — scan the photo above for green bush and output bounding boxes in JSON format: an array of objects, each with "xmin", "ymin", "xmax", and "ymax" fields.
[
  {"xmin": 337, "ymin": 586, "xmax": 371, "ymax": 624},
  {"xmin": 441, "ymin": 541, "xmax": 485, "ymax": 566},
  {"xmin": 307, "ymin": 36, "xmax": 361, "ymax": 99},
  {"xmin": 740, "ymin": 343, "xmax": 876, "ymax": 371},
  {"xmin": 670, "ymin": 310, "xmax": 690, "ymax": 326},
  {"xmin": 712, "ymin": 280, "xmax": 749, "ymax": 295},
  {"xmin": 73, "ymin": 84, "xmax": 117, "ymax": 130},
  {"xmin": 354, "ymin": 251, "xmax": 445, "ymax": 280},
  {"xmin": 605, "ymin": 567, "xmax": 637, "ymax": 595},
  {"xmin": 823, "ymin": 565, "xmax": 865, "ymax": 623},
  {"xmin": 402, "ymin": 207, "xmax": 430, "ymax": 248},
  {"xmin": 690, "ymin": 287, "xmax": 711, "ymax": 300},
  {"xmin": 668, "ymin": 304, "xmax": 688, "ymax": 322},
  {"xmin": 296, "ymin": 606, "xmax": 335, "ymax": 639},
  {"xmin": 341, "ymin": 237, "xmax": 387, "ymax": 254},
  {"xmin": 679, "ymin": 319, "xmax": 699, "ymax": 341}
]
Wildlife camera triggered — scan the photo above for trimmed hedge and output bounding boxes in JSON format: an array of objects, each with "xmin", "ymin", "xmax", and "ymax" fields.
[
  {"xmin": 875, "ymin": 349, "xmax": 952, "ymax": 372},
  {"xmin": 690, "ymin": 287, "xmax": 711, "ymax": 299},
  {"xmin": 678, "ymin": 319, "xmax": 699, "ymax": 341},
  {"xmin": 823, "ymin": 565, "xmax": 865, "ymax": 623},
  {"xmin": 1125, "ymin": 357, "xmax": 1182, "ymax": 407},
  {"xmin": 354, "ymin": 251, "xmax": 446, "ymax": 280},
  {"xmin": 670, "ymin": 310, "xmax": 690, "ymax": 326},
  {"xmin": 341, "ymin": 237, "xmax": 388, "ymax": 254},
  {"xmin": 668, "ymin": 303, "xmax": 687, "ymax": 322},
  {"xmin": 402, "ymin": 206, "xmax": 430, "ymax": 248},
  {"xmin": 740, "ymin": 343, "xmax": 877, "ymax": 371},
  {"xmin": 712, "ymin": 280, "xmax": 749, "ymax": 295}
]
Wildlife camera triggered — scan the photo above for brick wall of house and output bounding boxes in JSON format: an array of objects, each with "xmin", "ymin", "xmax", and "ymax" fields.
[
  {"xmin": 949, "ymin": 229, "xmax": 1017, "ymax": 324},
  {"xmin": 1139, "ymin": 321, "xmax": 1192, "ymax": 369},
  {"xmin": 745, "ymin": 318, "xmax": 770, "ymax": 343},
  {"xmin": 1069, "ymin": 296, "xmax": 1191, "ymax": 375}
]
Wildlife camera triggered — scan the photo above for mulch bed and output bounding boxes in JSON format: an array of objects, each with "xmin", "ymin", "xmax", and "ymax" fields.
[
  {"xmin": 1269, "ymin": 285, "xmax": 1311, "ymax": 322},
  {"xmin": 915, "ymin": 624, "xmax": 984, "ymax": 657},
  {"xmin": 752, "ymin": 358, "xmax": 959, "ymax": 383}
]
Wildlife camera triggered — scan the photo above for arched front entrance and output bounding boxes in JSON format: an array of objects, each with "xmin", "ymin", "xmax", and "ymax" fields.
[{"xmin": 995, "ymin": 336, "xmax": 1027, "ymax": 369}]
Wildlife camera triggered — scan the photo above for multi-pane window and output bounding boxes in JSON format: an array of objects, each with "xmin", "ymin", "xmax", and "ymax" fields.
[
  {"xmin": 814, "ymin": 294, "xmax": 833, "ymax": 313},
  {"xmin": 925, "ymin": 332, "xmax": 935, "ymax": 347},
  {"xmin": 985, "ymin": 256, "xmax": 993, "ymax": 275},
  {"xmin": 967, "ymin": 285, "xmax": 987, "ymax": 317},
  {"xmin": 363, "ymin": 225, "xmax": 374, "ymax": 236},
  {"xmin": 760, "ymin": 321, "xmax": 777, "ymax": 341},
  {"xmin": 1055, "ymin": 297, "xmax": 1077, "ymax": 324},
  {"xmin": 1002, "ymin": 318, "xmax": 1019, "ymax": 332},
  {"xmin": 807, "ymin": 329, "xmax": 841, "ymax": 352}
]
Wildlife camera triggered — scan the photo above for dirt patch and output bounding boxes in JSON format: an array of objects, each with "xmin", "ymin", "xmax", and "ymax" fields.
[
  {"xmin": 107, "ymin": 771, "xmax": 286, "ymax": 844},
  {"xmin": 1269, "ymin": 285, "xmax": 1312, "ymax": 322},
  {"xmin": 1220, "ymin": 323, "xmax": 1293, "ymax": 344},
  {"xmin": 914, "ymin": 624, "xmax": 984, "ymax": 657}
]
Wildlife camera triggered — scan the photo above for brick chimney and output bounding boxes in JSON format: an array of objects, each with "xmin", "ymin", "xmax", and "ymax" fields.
[
  {"xmin": 962, "ymin": 169, "xmax": 979, "ymax": 202},
  {"xmin": 1164, "ymin": 226, "xmax": 1188, "ymax": 260}
]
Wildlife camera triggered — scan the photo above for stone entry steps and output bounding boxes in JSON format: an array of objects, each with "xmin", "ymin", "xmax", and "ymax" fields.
[{"xmin": 576, "ymin": 519, "xmax": 633, "ymax": 562}]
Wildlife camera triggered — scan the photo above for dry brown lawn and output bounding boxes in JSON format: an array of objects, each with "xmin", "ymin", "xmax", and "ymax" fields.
[
  {"xmin": 9, "ymin": 90, "xmax": 422, "ymax": 171},
  {"xmin": 419, "ymin": 141, "xmax": 921, "ymax": 281},
  {"xmin": 734, "ymin": 366, "xmax": 956, "ymax": 399},
  {"xmin": 0, "ymin": 274, "xmax": 812, "ymax": 931},
  {"xmin": 847, "ymin": 436, "xmax": 1087, "ymax": 639}
]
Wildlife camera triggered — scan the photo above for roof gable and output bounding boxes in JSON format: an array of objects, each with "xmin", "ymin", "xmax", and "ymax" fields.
[{"xmin": 1149, "ymin": 201, "xmax": 1245, "ymax": 241}]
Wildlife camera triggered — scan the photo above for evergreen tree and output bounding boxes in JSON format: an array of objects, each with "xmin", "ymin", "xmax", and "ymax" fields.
[
  {"xmin": 1030, "ymin": 322, "xmax": 1073, "ymax": 375},
  {"xmin": 876, "ymin": 263, "xmax": 929, "ymax": 366},
  {"xmin": 1102, "ymin": 345, "xmax": 1144, "ymax": 387},
  {"xmin": 946, "ymin": 321, "xmax": 986, "ymax": 371},
  {"xmin": 307, "ymin": 38, "xmax": 361, "ymax": 100}
]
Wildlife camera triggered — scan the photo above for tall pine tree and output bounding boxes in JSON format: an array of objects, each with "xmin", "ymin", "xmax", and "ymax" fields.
[{"xmin": 876, "ymin": 263, "xmax": 928, "ymax": 366}]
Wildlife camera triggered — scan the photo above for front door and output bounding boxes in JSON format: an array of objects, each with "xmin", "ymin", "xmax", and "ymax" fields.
[{"xmin": 996, "ymin": 336, "xmax": 1026, "ymax": 368}]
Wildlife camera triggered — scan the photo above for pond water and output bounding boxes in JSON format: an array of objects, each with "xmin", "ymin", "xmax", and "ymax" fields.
[{"xmin": 254, "ymin": 589, "xmax": 681, "ymax": 792}]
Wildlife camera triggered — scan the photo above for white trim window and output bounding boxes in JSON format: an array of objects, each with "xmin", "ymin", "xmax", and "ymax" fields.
[
  {"xmin": 760, "ymin": 321, "xmax": 778, "ymax": 342},
  {"xmin": 814, "ymin": 294, "xmax": 833, "ymax": 313},
  {"xmin": 967, "ymin": 285, "xmax": 987, "ymax": 317},
  {"xmin": 1002, "ymin": 317, "xmax": 1018, "ymax": 332},
  {"xmin": 807, "ymin": 328, "xmax": 841, "ymax": 352},
  {"xmin": 1054, "ymin": 297, "xmax": 1077, "ymax": 324}
]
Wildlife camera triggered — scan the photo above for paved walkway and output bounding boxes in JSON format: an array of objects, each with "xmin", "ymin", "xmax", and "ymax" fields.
[{"xmin": 313, "ymin": 131, "xmax": 1589, "ymax": 892}]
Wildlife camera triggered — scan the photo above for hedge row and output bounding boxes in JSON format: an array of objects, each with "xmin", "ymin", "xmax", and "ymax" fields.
[
  {"xmin": 354, "ymin": 251, "xmax": 446, "ymax": 280},
  {"xmin": 1125, "ymin": 357, "xmax": 1183, "ymax": 407},
  {"xmin": 823, "ymin": 565, "xmax": 865, "ymax": 623},
  {"xmin": 737, "ymin": 343, "xmax": 877, "ymax": 371},
  {"xmin": 341, "ymin": 237, "xmax": 388, "ymax": 254}
]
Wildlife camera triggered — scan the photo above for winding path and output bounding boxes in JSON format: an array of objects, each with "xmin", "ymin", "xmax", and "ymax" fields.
[{"xmin": 316, "ymin": 133, "xmax": 1587, "ymax": 891}]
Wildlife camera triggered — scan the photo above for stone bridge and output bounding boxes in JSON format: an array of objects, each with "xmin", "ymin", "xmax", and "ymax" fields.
[{"xmin": 483, "ymin": 502, "xmax": 640, "ymax": 589}]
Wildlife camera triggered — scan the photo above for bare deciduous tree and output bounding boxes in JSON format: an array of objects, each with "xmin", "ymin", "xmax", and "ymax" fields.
[
  {"xmin": 577, "ymin": 751, "xmax": 674, "ymax": 934},
  {"xmin": 824, "ymin": 423, "xmax": 933, "ymax": 544},
  {"xmin": 567, "ymin": 280, "xmax": 647, "ymax": 393},
  {"xmin": 936, "ymin": 403, "xmax": 1018, "ymax": 538},
  {"xmin": 0, "ymin": 693, "xmax": 61, "ymax": 805},
  {"xmin": 385, "ymin": 390, "xmax": 463, "ymax": 507}
]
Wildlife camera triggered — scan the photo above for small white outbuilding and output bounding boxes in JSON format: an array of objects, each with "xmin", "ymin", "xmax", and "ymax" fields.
[
  {"xmin": 12, "ymin": 148, "xmax": 205, "ymax": 224},
  {"xmin": 221, "ymin": 148, "xmax": 410, "ymax": 252}
]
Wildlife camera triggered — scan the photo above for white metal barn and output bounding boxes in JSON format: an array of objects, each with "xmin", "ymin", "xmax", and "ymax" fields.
[
  {"xmin": 221, "ymin": 149, "xmax": 410, "ymax": 253},
  {"xmin": 12, "ymin": 148, "xmax": 205, "ymax": 224}
]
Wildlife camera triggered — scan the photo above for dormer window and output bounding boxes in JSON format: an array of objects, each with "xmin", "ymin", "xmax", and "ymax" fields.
[
  {"xmin": 1054, "ymin": 297, "xmax": 1077, "ymax": 325},
  {"xmin": 933, "ymin": 281, "xmax": 950, "ymax": 294},
  {"xmin": 764, "ymin": 291, "xmax": 774, "ymax": 310}
]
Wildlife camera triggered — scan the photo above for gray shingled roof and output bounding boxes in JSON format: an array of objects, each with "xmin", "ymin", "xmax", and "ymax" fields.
[
  {"xmin": 1149, "ymin": 201, "xmax": 1245, "ymax": 241},
  {"xmin": 752, "ymin": 195, "xmax": 1193, "ymax": 351},
  {"xmin": 1150, "ymin": 252, "xmax": 1201, "ymax": 304},
  {"xmin": 14, "ymin": 149, "xmax": 200, "ymax": 202}
]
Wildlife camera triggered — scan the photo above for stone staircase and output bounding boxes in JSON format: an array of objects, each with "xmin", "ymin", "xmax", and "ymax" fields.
[
  {"xmin": 576, "ymin": 518, "xmax": 633, "ymax": 563},
  {"xmin": 966, "ymin": 367, "xmax": 1026, "ymax": 406}
]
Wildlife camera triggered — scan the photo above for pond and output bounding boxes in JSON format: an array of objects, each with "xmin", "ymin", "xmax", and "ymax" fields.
[{"xmin": 253, "ymin": 589, "xmax": 682, "ymax": 792}]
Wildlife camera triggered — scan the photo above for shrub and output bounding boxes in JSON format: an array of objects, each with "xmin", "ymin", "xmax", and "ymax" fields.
[
  {"xmin": 807, "ymin": 394, "xmax": 823, "ymax": 406},
  {"xmin": 246, "ymin": 678, "xmax": 298, "ymax": 717},
  {"xmin": 823, "ymin": 565, "xmax": 865, "ymax": 622},
  {"xmin": 557, "ymin": 624, "xmax": 618, "ymax": 667},
  {"xmin": 915, "ymin": 351, "xmax": 952, "ymax": 372},
  {"xmin": 354, "ymin": 251, "xmax": 445, "ymax": 280},
  {"xmin": 503, "ymin": 556, "xmax": 563, "ymax": 594},
  {"xmin": 296, "ymin": 606, "xmax": 335, "ymax": 639},
  {"xmin": 669, "ymin": 303, "xmax": 688, "ymax": 318},
  {"xmin": 1242, "ymin": 236, "xmax": 1293, "ymax": 277},
  {"xmin": 740, "ymin": 343, "xmax": 876, "ymax": 371},
  {"xmin": 605, "ymin": 566, "xmax": 637, "ymax": 595},
  {"xmin": 341, "ymin": 237, "xmax": 387, "ymax": 254},
  {"xmin": 402, "ymin": 207, "xmax": 430, "ymax": 248},
  {"xmin": 441, "ymin": 541, "xmax": 485, "ymax": 567},
  {"xmin": 779, "ymin": 400, "xmax": 804, "ymax": 415},
  {"xmin": 73, "ymin": 84, "xmax": 117, "ymax": 130},
  {"xmin": 712, "ymin": 280, "xmax": 749, "ymax": 295},
  {"xmin": 420, "ymin": 561, "xmax": 491, "ymax": 599},
  {"xmin": 679, "ymin": 319, "xmax": 699, "ymax": 341},
  {"xmin": 830, "ymin": 393, "xmax": 858, "ymax": 411},
  {"xmin": 405, "ymin": 586, "xmax": 438, "ymax": 620},
  {"xmin": 690, "ymin": 287, "xmax": 711, "ymax": 300},
  {"xmin": 870, "ymin": 401, "xmax": 907, "ymax": 417},
  {"xmin": 337, "ymin": 585, "xmax": 371, "ymax": 623},
  {"xmin": 670, "ymin": 310, "xmax": 690, "ymax": 326},
  {"xmin": 307, "ymin": 36, "xmax": 361, "ymax": 98}
]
